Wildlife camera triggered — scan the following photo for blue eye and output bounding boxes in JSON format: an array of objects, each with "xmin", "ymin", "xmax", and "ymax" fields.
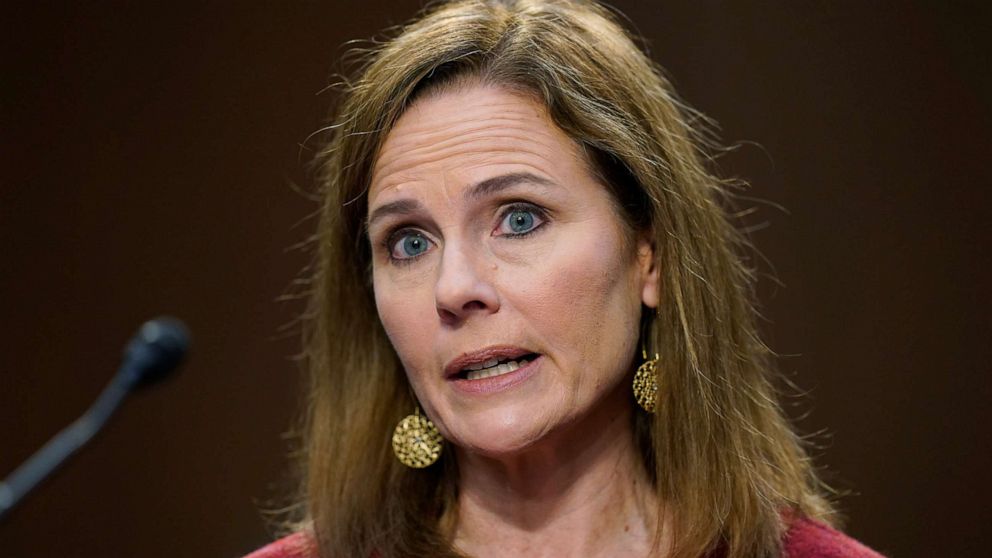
[
  {"xmin": 499, "ymin": 207, "xmax": 544, "ymax": 236},
  {"xmin": 390, "ymin": 231, "xmax": 432, "ymax": 260}
]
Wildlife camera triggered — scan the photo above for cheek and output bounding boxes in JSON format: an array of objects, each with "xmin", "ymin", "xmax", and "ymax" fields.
[
  {"xmin": 507, "ymin": 225, "xmax": 638, "ymax": 365},
  {"xmin": 373, "ymin": 272, "xmax": 434, "ymax": 374}
]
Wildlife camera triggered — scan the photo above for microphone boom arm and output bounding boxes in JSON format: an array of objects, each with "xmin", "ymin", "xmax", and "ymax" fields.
[
  {"xmin": 0, "ymin": 372, "xmax": 130, "ymax": 521},
  {"xmin": 0, "ymin": 317, "xmax": 188, "ymax": 522}
]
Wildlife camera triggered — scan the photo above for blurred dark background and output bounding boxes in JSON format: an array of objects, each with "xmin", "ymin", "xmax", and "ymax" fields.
[{"xmin": 2, "ymin": 1, "xmax": 989, "ymax": 556}]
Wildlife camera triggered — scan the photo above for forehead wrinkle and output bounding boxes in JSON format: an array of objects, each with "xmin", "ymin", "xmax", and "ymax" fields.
[
  {"xmin": 374, "ymin": 118, "xmax": 559, "ymax": 169},
  {"xmin": 372, "ymin": 155, "xmax": 564, "ymax": 209},
  {"xmin": 369, "ymin": 87, "xmax": 588, "ymax": 204},
  {"xmin": 381, "ymin": 124, "xmax": 559, "ymax": 172},
  {"xmin": 392, "ymin": 111, "xmax": 542, "ymax": 142},
  {"xmin": 372, "ymin": 132, "xmax": 570, "ymax": 197},
  {"xmin": 382, "ymin": 104, "xmax": 540, "ymax": 153}
]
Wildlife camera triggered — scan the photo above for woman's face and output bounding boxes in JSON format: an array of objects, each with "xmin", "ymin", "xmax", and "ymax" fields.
[{"xmin": 367, "ymin": 84, "xmax": 659, "ymax": 457}]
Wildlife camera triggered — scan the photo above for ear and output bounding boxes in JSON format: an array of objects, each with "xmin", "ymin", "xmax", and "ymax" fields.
[{"xmin": 636, "ymin": 235, "xmax": 661, "ymax": 309}]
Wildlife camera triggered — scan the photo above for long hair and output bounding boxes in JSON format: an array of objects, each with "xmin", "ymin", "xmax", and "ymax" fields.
[{"xmin": 296, "ymin": 1, "xmax": 835, "ymax": 556}]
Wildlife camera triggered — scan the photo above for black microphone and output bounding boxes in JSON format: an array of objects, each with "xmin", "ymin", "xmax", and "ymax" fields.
[{"xmin": 0, "ymin": 317, "xmax": 189, "ymax": 521}]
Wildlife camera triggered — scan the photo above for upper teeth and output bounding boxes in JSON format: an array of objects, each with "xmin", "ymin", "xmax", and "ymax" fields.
[
  {"xmin": 466, "ymin": 358, "xmax": 500, "ymax": 371},
  {"xmin": 464, "ymin": 357, "xmax": 528, "ymax": 380}
]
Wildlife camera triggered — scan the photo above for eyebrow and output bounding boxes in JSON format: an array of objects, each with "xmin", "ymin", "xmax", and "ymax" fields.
[
  {"xmin": 367, "ymin": 198, "xmax": 422, "ymax": 231},
  {"xmin": 366, "ymin": 172, "xmax": 556, "ymax": 230},
  {"xmin": 467, "ymin": 171, "xmax": 556, "ymax": 200}
]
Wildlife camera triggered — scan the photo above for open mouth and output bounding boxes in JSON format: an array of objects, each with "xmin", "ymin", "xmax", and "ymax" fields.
[{"xmin": 459, "ymin": 353, "xmax": 539, "ymax": 381}]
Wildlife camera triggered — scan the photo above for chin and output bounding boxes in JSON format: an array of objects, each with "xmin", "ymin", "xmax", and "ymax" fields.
[{"xmin": 440, "ymin": 406, "xmax": 557, "ymax": 459}]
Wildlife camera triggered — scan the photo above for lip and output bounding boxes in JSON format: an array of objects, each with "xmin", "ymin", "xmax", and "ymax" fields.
[
  {"xmin": 448, "ymin": 354, "xmax": 543, "ymax": 395},
  {"xmin": 443, "ymin": 345, "xmax": 537, "ymax": 379}
]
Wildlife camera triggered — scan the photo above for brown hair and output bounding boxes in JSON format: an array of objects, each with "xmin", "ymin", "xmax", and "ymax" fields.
[{"xmin": 295, "ymin": 1, "xmax": 835, "ymax": 556}]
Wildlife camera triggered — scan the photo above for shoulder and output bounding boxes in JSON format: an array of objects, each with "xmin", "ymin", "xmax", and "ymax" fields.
[
  {"xmin": 242, "ymin": 531, "xmax": 315, "ymax": 558},
  {"xmin": 243, "ymin": 517, "xmax": 881, "ymax": 558},
  {"xmin": 783, "ymin": 516, "xmax": 885, "ymax": 558}
]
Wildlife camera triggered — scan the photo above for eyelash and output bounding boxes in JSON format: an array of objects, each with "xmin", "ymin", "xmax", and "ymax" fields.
[
  {"xmin": 495, "ymin": 202, "xmax": 549, "ymax": 238},
  {"xmin": 382, "ymin": 227, "xmax": 430, "ymax": 267},
  {"xmin": 381, "ymin": 202, "xmax": 550, "ymax": 265}
]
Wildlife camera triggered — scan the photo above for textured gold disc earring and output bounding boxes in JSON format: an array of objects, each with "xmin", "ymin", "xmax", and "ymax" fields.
[
  {"xmin": 633, "ymin": 347, "xmax": 659, "ymax": 414},
  {"xmin": 392, "ymin": 407, "xmax": 443, "ymax": 468}
]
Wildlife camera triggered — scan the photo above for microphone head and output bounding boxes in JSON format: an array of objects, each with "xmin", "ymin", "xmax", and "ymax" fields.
[{"xmin": 123, "ymin": 317, "xmax": 190, "ymax": 389}]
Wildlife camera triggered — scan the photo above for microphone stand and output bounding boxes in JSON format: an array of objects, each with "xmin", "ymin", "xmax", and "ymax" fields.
[{"xmin": 0, "ymin": 317, "xmax": 188, "ymax": 522}]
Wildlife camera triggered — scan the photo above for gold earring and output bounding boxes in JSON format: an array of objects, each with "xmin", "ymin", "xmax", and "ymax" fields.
[
  {"xmin": 633, "ymin": 347, "xmax": 659, "ymax": 414},
  {"xmin": 392, "ymin": 407, "xmax": 443, "ymax": 468}
]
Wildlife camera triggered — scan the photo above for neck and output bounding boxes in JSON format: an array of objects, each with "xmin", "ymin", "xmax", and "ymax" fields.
[{"xmin": 450, "ymin": 389, "xmax": 666, "ymax": 558}]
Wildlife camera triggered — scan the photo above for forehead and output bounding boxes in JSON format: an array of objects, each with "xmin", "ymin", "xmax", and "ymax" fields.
[{"xmin": 369, "ymin": 84, "xmax": 589, "ymax": 204}]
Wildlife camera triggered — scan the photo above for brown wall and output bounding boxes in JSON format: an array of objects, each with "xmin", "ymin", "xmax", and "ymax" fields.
[{"xmin": 2, "ymin": 2, "xmax": 988, "ymax": 556}]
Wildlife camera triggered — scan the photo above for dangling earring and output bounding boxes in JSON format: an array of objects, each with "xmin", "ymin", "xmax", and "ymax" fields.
[
  {"xmin": 392, "ymin": 407, "xmax": 443, "ymax": 468},
  {"xmin": 633, "ymin": 345, "xmax": 659, "ymax": 414}
]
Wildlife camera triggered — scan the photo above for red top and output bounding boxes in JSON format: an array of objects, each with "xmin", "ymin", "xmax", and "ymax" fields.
[
  {"xmin": 244, "ymin": 531, "xmax": 312, "ymax": 558},
  {"xmin": 244, "ymin": 516, "xmax": 884, "ymax": 558},
  {"xmin": 782, "ymin": 517, "xmax": 884, "ymax": 557}
]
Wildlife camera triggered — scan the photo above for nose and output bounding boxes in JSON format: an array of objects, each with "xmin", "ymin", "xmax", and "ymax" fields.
[{"xmin": 434, "ymin": 241, "xmax": 500, "ymax": 325}]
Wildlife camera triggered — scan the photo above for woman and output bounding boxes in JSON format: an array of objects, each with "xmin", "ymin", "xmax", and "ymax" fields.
[{"xmin": 250, "ymin": 1, "xmax": 883, "ymax": 556}]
